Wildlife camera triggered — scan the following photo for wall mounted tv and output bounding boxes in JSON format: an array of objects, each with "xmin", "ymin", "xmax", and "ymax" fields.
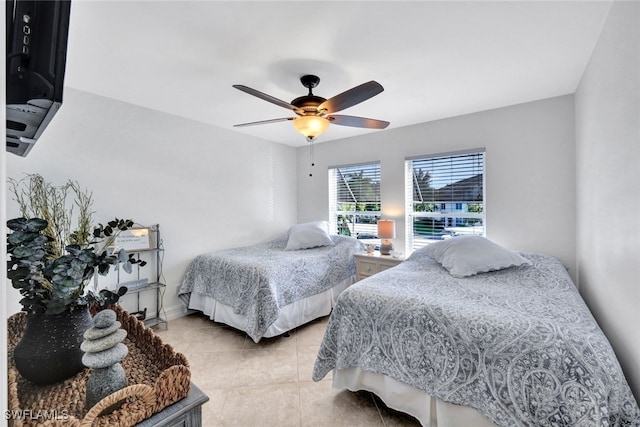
[{"xmin": 6, "ymin": 0, "xmax": 71, "ymax": 157}]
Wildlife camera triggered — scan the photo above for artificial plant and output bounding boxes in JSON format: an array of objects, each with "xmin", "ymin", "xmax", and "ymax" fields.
[{"xmin": 6, "ymin": 174, "xmax": 146, "ymax": 315}]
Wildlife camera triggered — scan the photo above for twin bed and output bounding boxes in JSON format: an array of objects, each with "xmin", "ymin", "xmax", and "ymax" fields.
[
  {"xmin": 180, "ymin": 224, "xmax": 639, "ymax": 426},
  {"xmin": 178, "ymin": 221, "xmax": 364, "ymax": 342}
]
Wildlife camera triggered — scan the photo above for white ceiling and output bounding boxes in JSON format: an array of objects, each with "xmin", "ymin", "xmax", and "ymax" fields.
[{"xmin": 64, "ymin": 1, "xmax": 612, "ymax": 147}]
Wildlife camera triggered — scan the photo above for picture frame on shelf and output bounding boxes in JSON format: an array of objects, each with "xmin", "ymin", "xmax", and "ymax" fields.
[{"xmin": 113, "ymin": 227, "xmax": 152, "ymax": 252}]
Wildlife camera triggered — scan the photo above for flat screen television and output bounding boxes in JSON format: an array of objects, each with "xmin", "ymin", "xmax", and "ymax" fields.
[{"xmin": 6, "ymin": 0, "xmax": 71, "ymax": 157}]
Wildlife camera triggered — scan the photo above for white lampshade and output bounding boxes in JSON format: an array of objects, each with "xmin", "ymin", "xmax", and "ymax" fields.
[
  {"xmin": 377, "ymin": 220, "xmax": 396, "ymax": 239},
  {"xmin": 293, "ymin": 116, "xmax": 330, "ymax": 140}
]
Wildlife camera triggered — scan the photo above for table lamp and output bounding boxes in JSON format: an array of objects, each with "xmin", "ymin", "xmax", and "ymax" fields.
[{"xmin": 377, "ymin": 220, "xmax": 396, "ymax": 255}]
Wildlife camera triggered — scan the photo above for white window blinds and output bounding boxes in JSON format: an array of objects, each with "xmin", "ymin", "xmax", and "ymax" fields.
[
  {"xmin": 405, "ymin": 150, "xmax": 485, "ymax": 251},
  {"xmin": 328, "ymin": 162, "xmax": 381, "ymax": 237}
]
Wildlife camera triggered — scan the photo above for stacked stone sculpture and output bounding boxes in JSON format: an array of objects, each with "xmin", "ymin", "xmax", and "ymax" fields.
[{"xmin": 81, "ymin": 309, "xmax": 129, "ymax": 409}]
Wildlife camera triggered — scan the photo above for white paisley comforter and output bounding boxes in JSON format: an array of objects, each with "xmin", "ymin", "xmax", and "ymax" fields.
[
  {"xmin": 179, "ymin": 234, "xmax": 364, "ymax": 342},
  {"xmin": 313, "ymin": 250, "xmax": 640, "ymax": 427}
]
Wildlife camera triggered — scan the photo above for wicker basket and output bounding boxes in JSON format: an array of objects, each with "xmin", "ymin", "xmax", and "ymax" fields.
[{"xmin": 7, "ymin": 305, "xmax": 190, "ymax": 427}]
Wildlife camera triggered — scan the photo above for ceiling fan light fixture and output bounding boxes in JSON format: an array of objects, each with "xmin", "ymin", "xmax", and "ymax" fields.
[
  {"xmin": 233, "ymin": 75, "xmax": 388, "ymax": 141},
  {"xmin": 293, "ymin": 115, "xmax": 330, "ymax": 140}
]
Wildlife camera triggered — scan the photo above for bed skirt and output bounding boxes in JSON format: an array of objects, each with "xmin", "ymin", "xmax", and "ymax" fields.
[
  {"xmin": 333, "ymin": 367, "xmax": 499, "ymax": 427},
  {"xmin": 187, "ymin": 275, "xmax": 354, "ymax": 339}
]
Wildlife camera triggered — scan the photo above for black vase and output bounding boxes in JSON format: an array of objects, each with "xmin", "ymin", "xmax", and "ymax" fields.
[{"xmin": 13, "ymin": 305, "xmax": 93, "ymax": 385}]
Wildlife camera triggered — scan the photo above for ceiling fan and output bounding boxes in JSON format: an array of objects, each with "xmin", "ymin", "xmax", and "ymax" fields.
[{"xmin": 232, "ymin": 75, "xmax": 390, "ymax": 141}]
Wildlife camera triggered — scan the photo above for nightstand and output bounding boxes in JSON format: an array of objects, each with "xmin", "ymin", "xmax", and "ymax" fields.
[{"xmin": 355, "ymin": 252, "xmax": 404, "ymax": 281}]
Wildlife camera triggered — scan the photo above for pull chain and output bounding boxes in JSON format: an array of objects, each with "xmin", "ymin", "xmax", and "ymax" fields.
[{"xmin": 308, "ymin": 137, "xmax": 315, "ymax": 177}]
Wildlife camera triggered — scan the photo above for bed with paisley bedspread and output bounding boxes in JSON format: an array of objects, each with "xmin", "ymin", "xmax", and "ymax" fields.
[
  {"xmin": 312, "ymin": 237, "xmax": 640, "ymax": 427},
  {"xmin": 179, "ymin": 225, "xmax": 364, "ymax": 342}
]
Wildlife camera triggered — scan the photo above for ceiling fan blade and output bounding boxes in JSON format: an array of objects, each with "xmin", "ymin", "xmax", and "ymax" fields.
[
  {"xmin": 233, "ymin": 85, "xmax": 300, "ymax": 112},
  {"xmin": 233, "ymin": 117, "xmax": 295, "ymax": 127},
  {"xmin": 318, "ymin": 81, "xmax": 384, "ymax": 114},
  {"xmin": 329, "ymin": 115, "xmax": 390, "ymax": 129}
]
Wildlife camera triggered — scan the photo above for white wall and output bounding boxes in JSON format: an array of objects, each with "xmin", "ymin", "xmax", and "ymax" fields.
[
  {"xmin": 297, "ymin": 95, "xmax": 577, "ymax": 277},
  {"xmin": 5, "ymin": 88, "xmax": 298, "ymax": 318},
  {"xmin": 575, "ymin": 1, "xmax": 640, "ymax": 400}
]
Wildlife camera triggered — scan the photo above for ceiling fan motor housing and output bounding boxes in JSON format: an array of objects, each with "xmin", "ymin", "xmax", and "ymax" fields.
[
  {"xmin": 291, "ymin": 95, "xmax": 326, "ymax": 114},
  {"xmin": 293, "ymin": 75, "xmax": 326, "ymax": 115}
]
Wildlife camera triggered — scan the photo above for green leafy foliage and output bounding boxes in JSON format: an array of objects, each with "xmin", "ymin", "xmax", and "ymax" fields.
[{"xmin": 6, "ymin": 217, "xmax": 145, "ymax": 315}]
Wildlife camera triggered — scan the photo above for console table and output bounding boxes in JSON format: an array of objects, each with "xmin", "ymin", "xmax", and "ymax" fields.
[{"xmin": 137, "ymin": 382, "xmax": 208, "ymax": 427}]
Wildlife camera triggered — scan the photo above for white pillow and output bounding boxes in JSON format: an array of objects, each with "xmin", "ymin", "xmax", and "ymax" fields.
[
  {"xmin": 423, "ymin": 235, "xmax": 531, "ymax": 277},
  {"xmin": 284, "ymin": 221, "xmax": 334, "ymax": 250}
]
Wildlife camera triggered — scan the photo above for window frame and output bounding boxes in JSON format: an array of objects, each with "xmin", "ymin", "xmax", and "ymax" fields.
[
  {"xmin": 328, "ymin": 161, "xmax": 381, "ymax": 238},
  {"xmin": 405, "ymin": 149, "xmax": 486, "ymax": 253}
]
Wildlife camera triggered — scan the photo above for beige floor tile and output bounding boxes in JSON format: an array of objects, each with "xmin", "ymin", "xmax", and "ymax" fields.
[
  {"xmin": 187, "ymin": 351, "xmax": 243, "ymax": 389},
  {"xmin": 151, "ymin": 313, "xmax": 235, "ymax": 353},
  {"xmin": 294, "ymin": 317, "xmax": 330, "ymax": 347},
  {"xmin": 299, "ymin": 381, "xmax": 384, "ymax": 427},
  {"xmin": 165, "ymin": 312, "xmax": 212, "ymax": 330},
  {"xmin": 184, "ymin": 325, "xmax": 247, "ymax": 353},
  {"xmin": 233, "ymin": 348, "xmax": 299, "ymax": 387},
  {"xmin": 159, "ymin": 311, "xmax": 422, "ymax": 426},
  {"xmin": 200, "ymin": 388, "xmax": 230, "ymax": 427},
  {"xmin": 219, "ymin": 383, "xmax": 300, "ymax": 427},
  {"xmin": 296, "ymin": 345, "xmax": 331, "ymax": 383},
  {"xmin": 152, "ymin": 323, "xmax": 192, "ymax": 349}
]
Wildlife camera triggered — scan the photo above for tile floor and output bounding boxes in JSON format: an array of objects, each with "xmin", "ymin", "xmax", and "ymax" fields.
[{"xmin": 152, "ymin": 313, "xmax": 421, "ymax": 427}]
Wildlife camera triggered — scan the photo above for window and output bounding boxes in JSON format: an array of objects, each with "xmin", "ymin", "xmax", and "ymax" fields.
[
  {"xmin": 405, "ymin": 149, "xmax": 485, "ymax": 251},
  {"xmin": 328, "ymin": 162, "xmax": 381, "ymax": 237}
]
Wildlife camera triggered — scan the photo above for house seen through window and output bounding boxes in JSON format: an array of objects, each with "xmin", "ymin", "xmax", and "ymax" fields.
[
  {"xmin": 328, "ymin": 162, "xmax": 381, "ymax": 238},
  {"xmin": 405, "ymin": 149, "xmax": 485, "ymax": 251}
]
